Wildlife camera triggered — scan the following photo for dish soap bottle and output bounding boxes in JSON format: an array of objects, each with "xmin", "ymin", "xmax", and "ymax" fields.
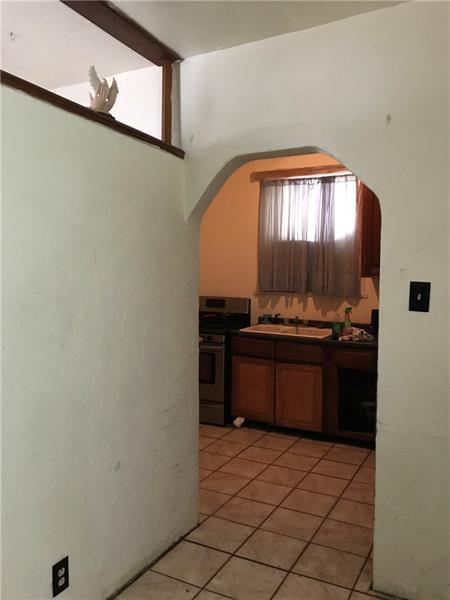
[
  {"xmin": 332, "ymin": 313, "xmax": 342, "ymax": 340},
  {"xmin": 343, "ymin": 306, "xmax": 352, "ymax": 335}
]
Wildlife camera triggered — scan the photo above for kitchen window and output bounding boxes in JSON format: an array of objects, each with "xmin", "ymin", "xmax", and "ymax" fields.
[{"xmin": 258, "ymin": 175, "xmax": 361, "ymax": 297}]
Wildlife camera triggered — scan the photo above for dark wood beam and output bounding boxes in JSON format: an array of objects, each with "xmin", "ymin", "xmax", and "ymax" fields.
[
  {"xmin": 60, "ymin": 1, "xmax": 181, "ymax": 66},
  {"xmin": 1, "ymin": 70, "xmax": 185, "ymax": 159},
  {"xmin": 250, "ymin": 164, "xmax": 349, "ymax": 182},
  {"xmin": 161, "ymin": 63, "xmax": 172, "ymax": 145}
]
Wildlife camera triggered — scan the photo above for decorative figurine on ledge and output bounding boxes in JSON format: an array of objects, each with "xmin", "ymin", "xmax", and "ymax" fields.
[{"xmin": 88, "ymin": 65, "xmax": 118, "ymax": 116}]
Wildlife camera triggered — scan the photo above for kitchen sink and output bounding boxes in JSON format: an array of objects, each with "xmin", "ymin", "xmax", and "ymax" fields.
[{"xmin": 240, "ymin": 324, "xmax": 332, "ymax": 339}]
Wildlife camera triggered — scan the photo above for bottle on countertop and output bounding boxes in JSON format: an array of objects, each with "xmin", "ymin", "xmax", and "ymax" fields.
[
  {"xmin": 343, "ymin": 306, "xmax": 353, "ymax": 335},
  {"xmin": 332, "ymin": 313, "xmax": 342, "ymax": 340}
]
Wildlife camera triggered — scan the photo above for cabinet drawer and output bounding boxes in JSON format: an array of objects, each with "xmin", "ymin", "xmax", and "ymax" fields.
[
  {"xmin": 331, "ymin": 348, "xmax": 377, "ymax": 370},
  {"xmin": 232, "ymin": 336, "xmax": 275, "ymax": 359},
  {"xmin": 276, "ymin": 342, "xmax": 323, "ymax": 364}
]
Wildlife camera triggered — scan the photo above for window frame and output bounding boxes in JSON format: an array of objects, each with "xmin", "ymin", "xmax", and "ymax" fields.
[
  {"xmin": 257, "ymin": 170, "xmax": 363, "ymax": 297},
  {"xmin": 0, "ymin": 1, "xmax": 184, "ymax": 157}
]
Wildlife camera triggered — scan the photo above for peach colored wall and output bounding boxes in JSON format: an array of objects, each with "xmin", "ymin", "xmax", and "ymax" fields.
[{"xmin": 199, "ymin": 153, "xmax": 379, "ymax": 325}]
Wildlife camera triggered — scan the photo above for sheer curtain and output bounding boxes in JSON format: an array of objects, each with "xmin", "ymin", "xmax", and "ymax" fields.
[{"xmin": 258, "ymin": 175, "xmax": 361, "ymax": 297}]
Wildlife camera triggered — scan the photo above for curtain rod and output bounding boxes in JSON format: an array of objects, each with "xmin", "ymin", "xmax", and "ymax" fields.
[{"xmin": 250, "ymin": 164, "xmax": 351, "ymax": 183}]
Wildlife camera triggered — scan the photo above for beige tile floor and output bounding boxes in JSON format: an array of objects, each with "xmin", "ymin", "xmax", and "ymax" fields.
[{"xmin": 119, "ymin": 425, "xmax": 399, "ymax": 600}]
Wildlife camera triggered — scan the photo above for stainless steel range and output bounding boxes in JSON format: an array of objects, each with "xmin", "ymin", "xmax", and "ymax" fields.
[{"xmin": 199, "ymin": 296, "xmax": 251, "ymax": 425}]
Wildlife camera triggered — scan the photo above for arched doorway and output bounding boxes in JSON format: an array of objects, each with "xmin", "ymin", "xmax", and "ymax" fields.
[{"xmin": 195, "ymin": 149, "xmax": 382, "ymax": 597}]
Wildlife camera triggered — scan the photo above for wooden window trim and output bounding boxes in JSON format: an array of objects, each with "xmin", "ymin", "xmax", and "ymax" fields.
[
  {"xmin": 60, "ymin": 1, "xmax": 181, "ymax": 66},
  {"xmin": 62, "ymin": 0, "xmax": 181, "ymax": 148},
  {"xmin": 250, "ymin": 165, "xmax": 349, "ymax": 182},
  {"xmin": 1, "ymin": 70, "xmax": 185, "ymax": 159},
  {"xmin": 161, "ymin": 63, "xmax": 173, "ymax": 145}
]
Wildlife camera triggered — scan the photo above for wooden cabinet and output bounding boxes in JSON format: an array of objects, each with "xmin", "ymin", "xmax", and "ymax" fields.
[
  {"xmin": 360, "ymin": 183, "xmax": 381, "ymax": 277},
  {"xmin": 326, "ymin": 348, "xmax": 377, "ymax": 442},
  {"xmin": 231, "ymin": 334, "xmax": 377, "ymax": 441},
  {"xmin": 232, "ymin": 355, "xmax": 275, "ymax": 423},
  {"xmin": 276, "ymin": 363, "xmax": 323, "ymax": 431}
]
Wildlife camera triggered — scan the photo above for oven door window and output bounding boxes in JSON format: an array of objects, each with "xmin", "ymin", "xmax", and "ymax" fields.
[{"xmin": 199, "ymin": 351, "xmax": 216, "ymax": 385}]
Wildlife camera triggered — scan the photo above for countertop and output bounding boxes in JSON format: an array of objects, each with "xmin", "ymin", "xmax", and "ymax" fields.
[{"xmin": 232, "ymin": 328, "xmax": 378, "ymax": 350}]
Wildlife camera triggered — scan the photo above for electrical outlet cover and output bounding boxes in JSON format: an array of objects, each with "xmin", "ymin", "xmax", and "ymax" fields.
[{"xmin": 52, "ymin": 556, "xmax": 69, "ymax": 597}]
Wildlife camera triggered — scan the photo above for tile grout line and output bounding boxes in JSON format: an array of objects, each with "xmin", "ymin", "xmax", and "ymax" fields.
[
  {"xmin": 195, "ymin": 431, "xmax": 318, "ymax": 598},
  {"xmin": 268, "ymin": 440, "xmax": 375, "ymax": 600},
  {"xmin": 187, "ymin": 534, "xmax": 370, "ymax": 597},
  {"xmin": 173, "ymin": 427, "xmax": 266, "ymax": 598},
  {"xmin": 323, "ymin": 445, "xmax": 376, "ymax": 597},
  {"xmin": 194, "ymin": 513, "xmax": 373, "ymax": 559},
  {"xmin": 201, "ymin": 427, "xmax": 373, "ymax": 454},
  {"xmin": 119, "ymin": 427, "xmax": 375, "ymax": 599},
  {"xmin": 245, "ymin": 430, "xmax": 375, "ymax": 594},
  {"xmin": 193, "ymin": 428, "xmax": 285, "ymax": 597},
  {"xmin": 268, "ymin": 447, "xmax": 352, "ymax": 600},
  {"xmin": 201, "ymin": 430, "xmax": 373, "ymax": 470},
  {"xmin": 197, "ymin": 429, "xmax": 311, "ymax": 597},
  {"xmin": 204, "ymin": 431, "xmax": 317, "ymax": 525},
  {"xmin": 202, "ymin": 438, "xmax": 374, "ymax": 529},
  {"xmin": 203, "ymin": 487, "xmax": 374, "ymax": 531},
  {"xmin": 206, "ymin": 432, "xmax": 345, "ymax": 598},
  {"xmin": 196, "ymin": 426, "xmax": 375, "ymax": 598},
  {"xmin": 352, "ymin": 554, "xmax": 373, "ymax": 598},
  {"xmin": 200, "ymin": 428, "xmax": 375, "ymax": 533},
  {"xmin": 189, "ymin": 429, "xmax": 244, "ymax": 599}
]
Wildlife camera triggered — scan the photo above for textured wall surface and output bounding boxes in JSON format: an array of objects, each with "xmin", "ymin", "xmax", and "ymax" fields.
[
  {"xmin": 181, "ymin": 3, "xmax": 449, "ymax": 599},
  {"xmin": 1, "ymin": 3, "xmax": 448, "ymax": 600},
  {"xmin": 2, "ymin": 86, "xmax": 198, "ymax": 599}
]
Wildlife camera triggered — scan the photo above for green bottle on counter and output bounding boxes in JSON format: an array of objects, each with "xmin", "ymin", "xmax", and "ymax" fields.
[
  {"xmin": 343, "ymin": 306, "xmax": 352, "ymax": 333},
  {"xmin": 332, "ymin": 313, "xmax": 342, "ymax": 340}
]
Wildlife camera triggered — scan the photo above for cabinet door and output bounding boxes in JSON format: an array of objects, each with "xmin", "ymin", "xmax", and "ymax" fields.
[
  {"xmin": 326, "ymin": 348, "xmax": 377, "ymax": 442},
  {"xmin": 276, "ymin": 363, "xmax": 323, "ymax": 431},
  {"xmin": 232, "ymin": 356, "xmax": 275, "ymax": 423},
  {"xmin": 360, "ymin": 183, "xmax": 381, "ymax": 277}
]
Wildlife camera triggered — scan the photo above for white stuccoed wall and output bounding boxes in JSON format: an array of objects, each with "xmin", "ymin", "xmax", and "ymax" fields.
[
  {"xmin": 181, "ymin": 3, "xmax": 449, "ymax": 600},
  {"xmin": 1, "ymin": 87, "xmax": 198, "ymax": 599},
  {"xmin": 1, "ymin": 3, "xmax": 448, "ymax": 600}
]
